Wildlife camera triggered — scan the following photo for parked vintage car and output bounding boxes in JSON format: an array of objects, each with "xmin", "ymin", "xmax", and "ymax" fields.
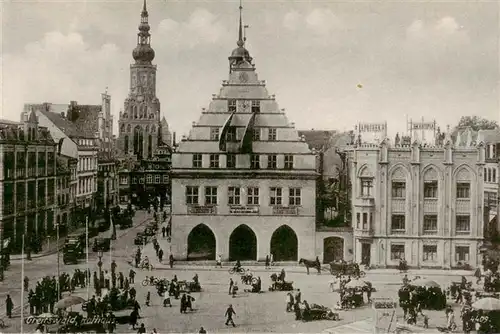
[
  {"xmin": 134, "ymin": 232, "xmax": 148, "ymax": 246},
  {"xmin": 92, "ymin": 237, "xmax": 111, "ymax": 252}
]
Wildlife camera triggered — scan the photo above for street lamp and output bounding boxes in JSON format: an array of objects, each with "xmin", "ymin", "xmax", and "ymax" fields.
[
  {"xmin": 0, "ymin": 226, "xmax": 4, "ymax": 282},
  {"xmin": 56, "ymin": 223, "xmax": 60, "ymax": 298},
  {"xmin": 98, "ymin": 251, "xmax": 103, "ymax": 274}
]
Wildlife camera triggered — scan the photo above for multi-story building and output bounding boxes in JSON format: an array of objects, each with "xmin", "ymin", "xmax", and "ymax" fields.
[
  {"xmin": 97, "ymin": 154, "xmax": 118, "ymax": 210},
  {"xmin": 477, "ymin": 129, "xmax": 500, "ymax": 235},
  {"xmin": 348, "ymin": 133, "xmax": 485, "ymax": 269},
  {"xmin": 29, "ymin": 103, "xmax": 100, "ymax": 223},
  {"xmin": 118, "ymin": 145, "xmax": 171, "ymax": 207},
  {"xmin": 56, "ymin": 153, "xmax": 78, "ymax": 234},
  {"xmin": 170, "ymin": 7, "xmax": 317, "ymax": 262},
  {"xmin": 0, "ymin": 111, "xmax": 58, "ymax": 253}
]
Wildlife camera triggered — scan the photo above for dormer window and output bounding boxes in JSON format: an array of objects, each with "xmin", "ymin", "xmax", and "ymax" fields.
[{"xmin": 228, "ymin": 99, "xmax": 237, "ymax": 113}]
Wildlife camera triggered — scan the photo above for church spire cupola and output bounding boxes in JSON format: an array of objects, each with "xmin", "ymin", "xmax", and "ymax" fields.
[
  {"xmin": 133, "ymin": 0, "xmax": 155, "ymax": 64},
  {"xmin": 229, "ymin": 0, "xmax": 252, "ymax": 69}
]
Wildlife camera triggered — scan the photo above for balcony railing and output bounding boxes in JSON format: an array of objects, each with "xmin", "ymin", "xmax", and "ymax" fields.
[
  {"xmin": 272, "ymin": 206, "xmax": 299, "ymax": 215},
  {"xmin": 16, "ymin": 169, "xmax": 25, "ymax": 178},
  {"xmin": 355, "ymin": 228, "xmax": 374, "ymax": 236},
  {"xmin": 27, "ymin": 168, "xmax": 36, "ymax": 178},
  {"xmin": 3, "ymin": 202, "xmax": 14, "ymax": 215},
  {"xmin": 38, "ymin": 167, "xmax": 45, "ymax": 176},
  {"xmin": 390, "ymin": 229, "xmax": 406, "ymax": 235},
  {"xmin": 391, "ymin": 199, "xmax": 406, "ymax": 212},
  {"xmin": 187, "ymin": 205, "xmax": 217, "ymax": 215},
  {"xmin": 422, "ymin": 229, "xmax": 438, "ymax": 235},
  {"xmin": 17, "ymin": 201, "xmax": 25, "ymax": 212},
  {"xmin": 423, "ymin": 199, "xmax": 438, "ymax": 212},
  {"xmin": 47, "ymin": 195, "xmax": 54, "ymax": 205},
  {"xmin": 27, "ymin": 199, "xmax": 36, "ymax": 209},
  {"xmin": 456, "ymin": 199, "xmax": 470, "ymax": 213},
  {"xmin": 354, "ymin": 196, "xmax": 375, "ymax": 207},
  {"xmin": 38, "ymin": 198, "xmax": 45, "ymax": 207},
  {"xmin": 229, "ymin": 206, "xmax": 260, "ymax": 215}
]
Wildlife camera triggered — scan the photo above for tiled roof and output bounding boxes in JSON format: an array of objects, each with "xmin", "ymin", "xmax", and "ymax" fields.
[
  {"xmin": 478, "ymin": 129, "xmax": 500, "ymax": 144},
  {"xmin": 37, "ymin": 108, "xmax": 80, "ymax": 137},
  {"xmin": 74, "ymin": 105, "xmax": 100, "ymax": 135},
  {"xmin": 297, "ymin": 130, "xmax": 338, "ymax": 150}
]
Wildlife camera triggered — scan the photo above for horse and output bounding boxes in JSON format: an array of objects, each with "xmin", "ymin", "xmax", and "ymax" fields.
[{"xmin": 299, "ymin": 258, "xmax": 321, "ymax": 275}]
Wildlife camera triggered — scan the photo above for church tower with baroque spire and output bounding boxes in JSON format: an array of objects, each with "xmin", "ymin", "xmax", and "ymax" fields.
[
  {"xmin": 169, "ymin": 2, "xmax": 317, "ymax": 262},
  {"xmin": 118, "ymin": 0, "xmax": 166, "ymax": 160}
]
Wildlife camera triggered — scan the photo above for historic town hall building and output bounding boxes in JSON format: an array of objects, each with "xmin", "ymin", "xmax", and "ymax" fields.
[{"xmin": 170, "ymin": 7, "xmax": 317, "ymax": 261}]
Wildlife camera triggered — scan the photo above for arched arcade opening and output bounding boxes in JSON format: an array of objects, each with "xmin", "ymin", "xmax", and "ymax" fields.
[
  {"xmin": 270, "ymin": 225, "xmax": 298, "ymax": 261},
  {"xmin": 187, "ymin": 224, "xmax": 216, "ymax": 261},
  {"xmin": 323, "ymin": 237, "xmax": 344, "ymax": 264},
  {"xmin": 229, "ymin": 224, "xmax": 257, "ymax": 261}
]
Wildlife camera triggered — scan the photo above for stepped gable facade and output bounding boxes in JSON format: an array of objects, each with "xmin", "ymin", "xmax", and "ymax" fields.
[{"xmin": 170, "ymin": 5, "xmax": 317, "ymax": 262}]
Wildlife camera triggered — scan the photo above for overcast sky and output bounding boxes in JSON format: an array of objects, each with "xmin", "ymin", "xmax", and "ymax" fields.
[{"xmin": 2, "ymin": 0, "xmax": 498, "ymax": 137}]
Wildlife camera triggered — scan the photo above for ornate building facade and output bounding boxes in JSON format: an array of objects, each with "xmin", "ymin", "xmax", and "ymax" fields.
[
  {"xmin": 349, "ymin": 134, "xmax": 485, "ymax": 269},
  {"xmin": 117, "ymin": 0, "xmax": 169, "ymax": 160},
  {"xmin": 170, "ymin": 6, "xmax": 317, "ymax": 262},
  {"xmin": 0, "ymin": 113, "xmax": 58, "ymax": 253}
]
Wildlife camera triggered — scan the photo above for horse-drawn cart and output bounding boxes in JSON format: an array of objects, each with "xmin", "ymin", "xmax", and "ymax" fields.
[
  {"xmin": 301, "ymin": 304, "xmax": 339, "ymax": 321},
  {"xmin": 329, "ymin": 261, "xmax": 365, "ymax": 277},
  {"xmin": 178, "ymin": 280, "xmax": 202, "ymax": 293},
  {"xmin": 269, "ymin": 273, "xmax": 294, "ymax": 291}
]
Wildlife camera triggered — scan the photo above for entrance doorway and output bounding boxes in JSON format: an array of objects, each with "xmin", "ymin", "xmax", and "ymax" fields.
[
  {"xmin": 361, "ymin": 243, "xmax": 371, "ymax": 265},
  {"xmin": 229, "ymin": 224, "xmax": 257, "ymax": 261},
  {"xmin": 270, "ymin": 225, "xmax": 298, "ymax": 261},
  {"xmin": 187, "ymin": 224, "xmax": 216, "ymax": 260},
  {"xmin": 323, "ymin": 237, "xmax": 344, "ymax": 263}
]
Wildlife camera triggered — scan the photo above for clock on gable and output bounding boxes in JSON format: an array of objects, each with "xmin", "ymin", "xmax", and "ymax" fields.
[{"xmin": 239, "ymin": 72, "xmax": 248, "ymax": 83}]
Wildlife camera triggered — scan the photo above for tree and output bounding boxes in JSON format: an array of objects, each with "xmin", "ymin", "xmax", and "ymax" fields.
[{"xmin": 454, "ymin": 116, "xmax": 498, "ymax": 132}]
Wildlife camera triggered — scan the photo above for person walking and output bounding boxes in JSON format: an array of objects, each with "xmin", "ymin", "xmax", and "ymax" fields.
[
  {"xmin": 265, "ymin": 255, "xmax": 270, "ymax": 269},
  {"xmin": 158, "ymin": 249, "xmax": 164, "ymax": 263},
  {"xmin": 228, "ymin": 278, "xmax": 234, "ymax": 295},
  {"xmin": 169, "ymin": 254, "xmax": 174, "ymax": 269},
  {"xmin": 5, "ymin": 295, "xmax": 13, "ymax": 318},
  {"xmin": 216, "ymin": 254, "xmax": 222, "ymax": 268},
  {"xmin": 162, "ymin": 226, "xmax": 166, "ymax": 238},
  {"xmin": 199, "ymin": 327, "xmax": 207, "ymax": 334},
  {"xmin": 225, "ymin": 304, "xmax": 236, "ymax": 327}
]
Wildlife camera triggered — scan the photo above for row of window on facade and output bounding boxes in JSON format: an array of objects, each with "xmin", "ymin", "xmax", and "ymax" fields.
[
  {"xmin": 192, "ymin": 153, "xmax": 295, "ymax": 170},
  {"xmin": 356, "ymin": 213, "xmax": 472, "ymax": 234},
  {"xmin": 78, "ymin": 156, "xmax": 98, "ymax": 173},
  {"xmin": 120, "ymin": 174, "xmax": 169, "ymax": 185},
  {"xmin": 390, "ymin": 244, "xmax": 470, "ymax": 262},
  {"xmin": 484, "ymin": 167, "xmax": 497, "ymax": 184},
  {"xmin": 223, "ymin": 100, "xmax": 261, "ymax": 114},
  {"xmin": 3, "ymin": 151, "xmax": 55, "ymax": 179},
  {"xmin": 361, "ymin": 179, "xmax": 472, "ymax": 199},
  {"xmin": 77, "ymin": 139, "xmax": 96, "ymax": 146},
  {"xmin": 185, "ymin": 186, "xmax": 301, "ymax": 207},
  {"xmin": 3, "ymin": 180, "xmax": 55, "ymax": 215},
  {"xmin": 78, "ymin": 177, "xmax": 96, "ymax": 195},
  {"xmin": 210, "ymin": 126, "xmax": 275, "ymax": 142},
  {"xmin": 119, "ymin": 123, "xmax": 157, "ymax": 133}
]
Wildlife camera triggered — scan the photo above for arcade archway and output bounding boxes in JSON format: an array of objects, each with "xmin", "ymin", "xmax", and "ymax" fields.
[
  {"xmin": 187, "ymin": 224, "xmax": 216, "ymax": 260},
  {"xmin": 323, "ymin": 237, "xmax": 344, "ymax": 264},
  {"xmin": 229, "ymin": 224, "xmax": 257, "ymax": 261},
  {"xmin": 270, "ymin": 225, "xmax": 298, "ymax": 261}
]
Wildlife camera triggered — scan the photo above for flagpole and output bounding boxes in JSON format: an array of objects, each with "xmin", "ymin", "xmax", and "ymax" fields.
[
  {"xmin": 86, "ymin": 217, "xmax": 89, "ymax": 300},
  {"xmin": 21, "ymin": 234, "xmax": 24, "ymax": 334},
  {"xmin": 56, "ymin": 223, "xmax": 60, "ymax": 299}
]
